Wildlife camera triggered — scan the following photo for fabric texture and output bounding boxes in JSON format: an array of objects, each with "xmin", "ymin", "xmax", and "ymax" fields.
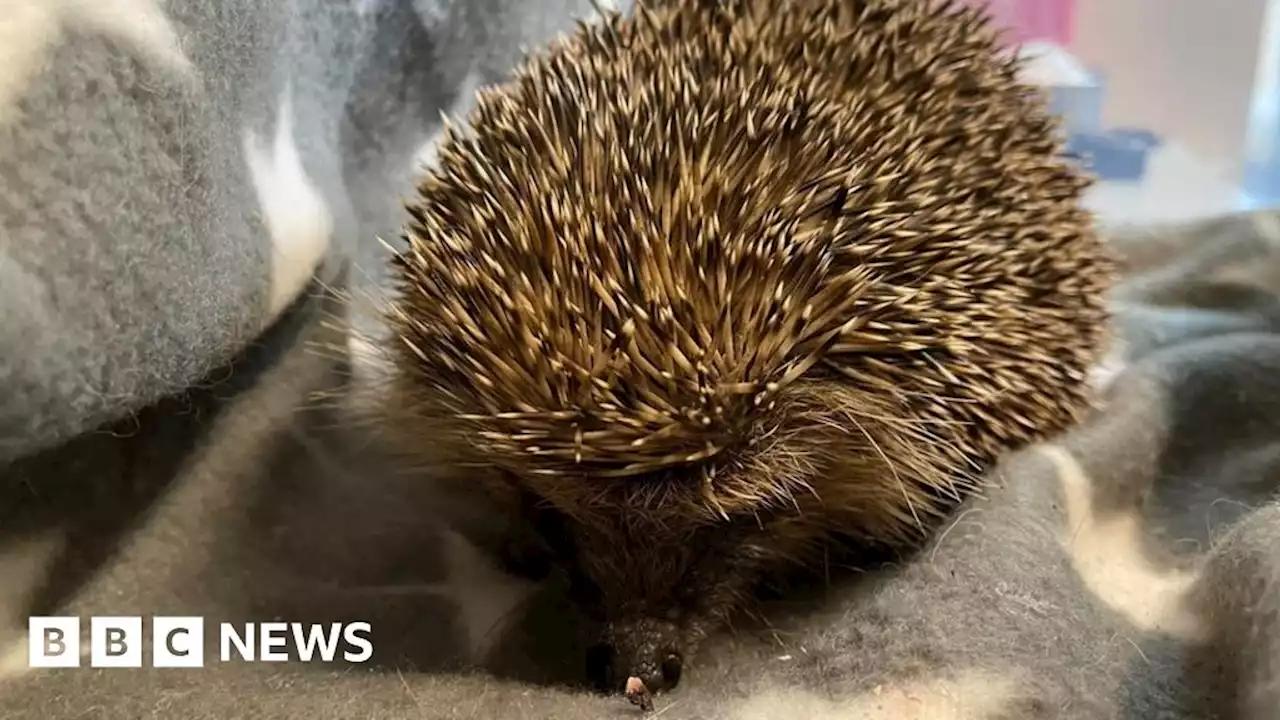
[
  {"xmin": 3, "ymin": 2, "xmax": 1280, "ymax": 719},
  {"xmin": 0, "ymin": 0, "xmax": 606, "ymax": 463}
]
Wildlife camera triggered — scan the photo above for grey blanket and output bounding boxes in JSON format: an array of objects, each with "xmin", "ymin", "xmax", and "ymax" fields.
[{"xmin": 3, "ymin": 1, "xmax": 1280, "ymax": 719}]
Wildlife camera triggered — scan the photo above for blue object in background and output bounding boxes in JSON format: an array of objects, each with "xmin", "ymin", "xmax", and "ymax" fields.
[
  {"xmin": 1066, "ymin": 128, "xmax": 1163, "ymax": 182},
  {"xmin": 1041, "ymin": 73, "xmax": 1105, "ymax": 136},
  {"xmin": 1018, "ymin": 48, "xmax": 1160, "ymax": 183}
]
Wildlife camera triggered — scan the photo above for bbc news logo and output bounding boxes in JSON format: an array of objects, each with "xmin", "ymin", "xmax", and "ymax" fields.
[{"xmin": 28, "ymin": 617, "xmax": 373, "ymax": 668}]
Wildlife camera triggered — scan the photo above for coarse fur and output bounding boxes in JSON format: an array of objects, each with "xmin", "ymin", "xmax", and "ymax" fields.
[{"xmin": 381, "ymin": 0, "xmax": 1115, "ymax": 702}]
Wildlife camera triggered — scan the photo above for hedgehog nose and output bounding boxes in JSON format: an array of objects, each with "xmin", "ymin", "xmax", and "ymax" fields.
[
  {"xmin": 621, "ymin": 649, "xmax": 681, "ymax": 694},
  {"xmin": 595, "ymin": 617, "xmax": 686, "ymax": 696},
  {"xmin": 632, "ymin": 666, "xmax": 662, "ymax": 694}
]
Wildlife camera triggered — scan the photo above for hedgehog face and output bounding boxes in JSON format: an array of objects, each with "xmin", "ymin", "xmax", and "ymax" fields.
[
  {"xmin": 486, "ymin": 376, "xmax": 977, "ymax": 694},
  {"xmin": 384, "ymin": 0, "xmax": 1114, "ymax": 702},
  {"xmin": 511, "ymin": 460, "xmax": 811, "ymax": 696}
]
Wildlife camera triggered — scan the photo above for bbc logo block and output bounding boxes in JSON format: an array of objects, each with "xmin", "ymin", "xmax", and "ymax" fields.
[
  {"xmin": 29, "ymin": 616, "xmax": 205, "ymax": 668},
  {"xmin": 90, "ymin": 617, "xmax": 143, "ymax": 667},
  {"xmin": 28, "ymin": 617, "xmax": 79, "ymax": 668},
  {"xmin": 27, "ymin": 617, "xmax": 372, "ymax": 668},
  {"xmin": 153, "ymin": 617, "xmax": 204, "ymax": 668}
]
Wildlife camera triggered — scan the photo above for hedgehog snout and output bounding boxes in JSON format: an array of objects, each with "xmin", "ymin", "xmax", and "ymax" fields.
[{"xmin": 597, "ymin": 616, "xmax": 685, "ymax": 696}]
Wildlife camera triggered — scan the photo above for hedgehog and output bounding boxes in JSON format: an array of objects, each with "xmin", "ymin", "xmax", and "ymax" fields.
[{"xmin": 380, "ymin": 0, "xmax": 1114, "ymax": 709}]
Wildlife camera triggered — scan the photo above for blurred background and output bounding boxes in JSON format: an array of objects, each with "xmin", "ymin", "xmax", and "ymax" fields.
[{"xmin": 978, "ymin": 0, "xmax": 1280, "ymax": 225}]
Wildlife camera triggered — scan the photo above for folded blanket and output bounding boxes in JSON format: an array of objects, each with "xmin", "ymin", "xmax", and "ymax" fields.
[
  {"xmin": 4, "ymin": 2, "xmax": 1280, "ymax": 720},
  {"xmin": 0, "ymin": 0, "xmax": 611, "ymax": 464}
]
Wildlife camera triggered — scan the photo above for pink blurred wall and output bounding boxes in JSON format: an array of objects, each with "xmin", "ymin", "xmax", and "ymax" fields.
[
  {"xmin": 978, "ymin": 0, "xmax": 1076, "ymax": 45},
  {"xmin": 971, "ymin": 0, "xmax": 1278, "ymax": 187}
]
